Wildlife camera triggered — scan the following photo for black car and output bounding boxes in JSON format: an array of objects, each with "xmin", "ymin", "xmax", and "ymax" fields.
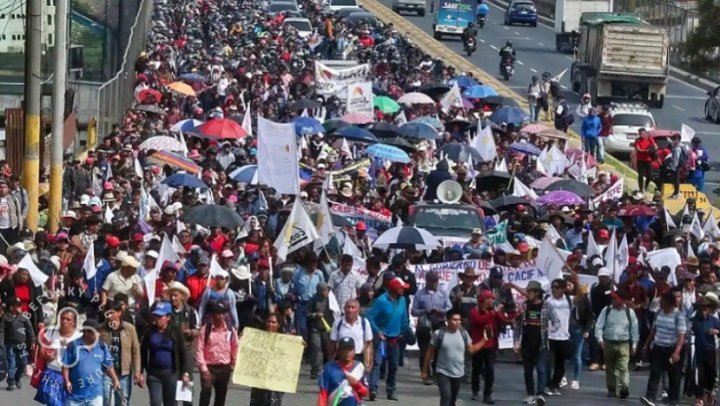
[
  {"xmin": 407, "ymin": 203, "xmax": 485, "ymax": 244},
  {"xmin": 705, "ymin": 85, "xmax": 720, "ymax": 123}
]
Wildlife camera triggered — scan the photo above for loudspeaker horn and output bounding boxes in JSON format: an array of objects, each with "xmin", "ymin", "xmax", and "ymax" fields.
[{"xmin": 437, "ymin": 180, "xmax": 463, "ymax": 204}]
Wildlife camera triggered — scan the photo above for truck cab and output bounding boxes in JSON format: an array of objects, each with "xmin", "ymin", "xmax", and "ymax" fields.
[
  {"xmin": 554, "ymin": 0, "xmax": 611, "ymax": 52},
  {"xmin": 433, "ymin": 0, "xmax": 477, "ymax": 39},
  {"xmin": 570, "ymin": 13, "xmax": 669, "ymax": 108}
]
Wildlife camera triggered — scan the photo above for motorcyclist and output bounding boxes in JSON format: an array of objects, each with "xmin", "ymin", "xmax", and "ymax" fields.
[
  {"xmin": 477, "ymin": 0, "xmax": 490, "ymax": 18},
  {"xmin": 462, "ymin": 22, "xmax": 477, "ymax": 44},
  {"xmin": 498, "ymin": 40, "xmax": 516, "ymax": 69}
]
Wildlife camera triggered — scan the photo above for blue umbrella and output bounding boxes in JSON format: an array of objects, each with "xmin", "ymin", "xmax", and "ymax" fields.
[
  {"xmin": 162, "ymin": 172, "xmax": 208, "ymax": 189},
  {"xmin": 398, "ymin": 122, "xmax": 440, "ymax": 140},
  {"xmin": 178, "ymin": 72, "xmax": 205, "ymax": 81},
  {"xmin": 292, "ymin": 117, "xmax": 324, "ymax": 135},
  {"xmin": 438, "ymin": 143, "xmax": 483, "ymax": 163},
  {"xmin": 412, "ymin": 116, "xmax": 444, "ymax": 130},
  {"xmin": 509, "ymin": 142, "xmax": 542, "ymax": 156},
  {"xmin": 169, "ymin": 118, "xmax": 204, "ymax": 133},
  {"xmin": 365, "ymin": 144, "xmax": 411, "ymax": 163},
  {"xmin": 228, "ymin": 165, "xmax": 259, "ymax": 184},
  {"xmin": 449, "ymin": 76, "xmax": 479, "ymax": 88},
  {"xmin": 334, "ymin": 126, "xmax": 378, "ymax": 143},
  {"xmin": 489, "ymin": 106, "xmax": 529, "ymax": 125},
  {"xmin": 463, "ymin": 85, "xmax": 498, "ymax": 99}
]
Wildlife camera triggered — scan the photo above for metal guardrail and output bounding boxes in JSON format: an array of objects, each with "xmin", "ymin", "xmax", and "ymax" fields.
[{"xmin": 94, "ymin": 0, "xmax": 153, "ymax": 144}]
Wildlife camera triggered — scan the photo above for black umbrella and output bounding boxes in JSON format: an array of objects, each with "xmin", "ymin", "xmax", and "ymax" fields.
[
  {"xmin": 398, "ymin": 122, "xmax": 440, "ymax": 140},
  {"xmin": 477, "ymin": 200, "xmax": 498, "ymax": 216},
  {"xmin": 381, "ymin": 137, "xmax": 418, "ymax": 152},
  {"xmin": 367, "ymin": 122, "xmax": 401, "ymax": 138},
  {"xmin": 544, "ymin": 179, "xmax": 592, "ymax": 197},
  {"xmin": 418, "ymin": 83, "xmax": 451, "ymax": 99},
  {"xmin": 445, "ymin": 118, "xmax": 472, "ymax": 133},
  {"xmin": 438, "ymin": 143, "xmax": 482, "ymax": 163},
  {"xmin": 483, "ymin": 95, "xmax": 519, "ymax": 107},
  {"xmin": 475, "ymin": 171, "xmax": 512, "ymax": 191},
  {"xmin": 372, "ymin": 225, "xmax": 442, "ymax": 250},
  {"xmin": 182, "ymin": 204, "xmax": 245, "ymax": 228},
  {"xmin": 489, "ymin": 195, "xmax": 530, "ymax": 211},
  {"xmin": 134, "ymin": 104, "xmax": 166, "ymax": 115},
  {"xmin": 290, "ymin": 98, "xmax": 321, "ymax": 111}
]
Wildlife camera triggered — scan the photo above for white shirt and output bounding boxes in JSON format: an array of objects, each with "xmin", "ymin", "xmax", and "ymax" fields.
[
  {"xmin": 547, "ymin": 295, "xmax": 572, "ymax": 341},
  {"xmin": 330, "ymin": 316, "xmax": 373, "ymax": 354},
  {"xmin": 45, "ymin": 329, "xmax": 83, "ymax": 371},
  {"xmin": 102, "ymin": 270, "xmax": 144, "ymax": 308}
]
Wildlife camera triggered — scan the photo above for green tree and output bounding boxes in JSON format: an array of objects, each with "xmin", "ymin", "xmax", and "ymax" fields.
[{"xmin": 684, "ymin": 0, "xmax": 720, "ymax": 73}]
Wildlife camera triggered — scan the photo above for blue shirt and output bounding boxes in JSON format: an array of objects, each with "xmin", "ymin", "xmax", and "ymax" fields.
[
  {"xmin": 581, "ymin": 115, "xmax": 602, "ymax": 138},
  {"xmin": 148, "ymin": 331, "xmax": 175, "ymax": 370},
  {"xmin": 62, "ymin": 339, "xmax": 114, "ymax": 402},
  {"xmin": 411, "ymin": 288, "xmax": 452, "ymax": 319},
  {"xmin": 367, "ymin": 292, "xmax": 409, "ymax": 338},
  {"xmin": 564, "ymin": 228, "xmax": 584, "ymax": 250},
  {"xmin": 292, "ymin": 267, "xmax": 325, "ymax": 302},
  {"xmin": 652, "ymin": 309, "xmax": 686, "ymax": 348},
  {"xmin": 692, "ymin": 313, "xmax": 720, "ymax": 352},
  {"xmin": 318, "ymin": 360, "xmax": 364, "ymax": 406}
]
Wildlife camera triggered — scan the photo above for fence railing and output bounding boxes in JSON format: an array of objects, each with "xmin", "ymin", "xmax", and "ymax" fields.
[{"xmin": 94, "ymin": 0, "xmax": 153, "ymax": 143}]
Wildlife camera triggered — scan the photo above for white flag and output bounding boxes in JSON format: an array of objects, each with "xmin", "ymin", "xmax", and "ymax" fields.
[
  {"xmin": 343, "ymin": 236, "xmax": 366, "ymax": 270},
  {"xmin": 300, "ymin": 109, "xmax": 309, "ymax": 118},
  {"xmin": 440, "ymin": 83, "xmax": 463, "ymax": 112},
  {"xmin": 604, "ymin": 228, "xmax": 620, "ymax": 282},
  {"xmin": 256, "ymin": 190, "xmax": 269, "ymax": 213},
  {"xmin": 82, "ymin": 241, "xmax": 97, "ymax": 280},
  {"xmin": 681, "ymin": 123, "xmax": 695, "ymax": 144},
  {"xmin": 618, "ymin": 235, "xmax": 630, "ymax": 272},
  {"xmin": 494, "ymin": 158, "xmax": 508, "ymax": 173},
  {"xmin": 18, "ymin": 253, "xmax": 48, "ymax": 287},
  {"xmin": 703, "ymin": 211, "xmax": 720, "ymax": 239},
  {"xmin": 341, "ymin": 138, "xmax": 353, "ymax": 159},
  {"xmin": 551, "ymin": 68, "xmax": 568, "ymax": 83},
  {"xmin": 134, "ymin": 157, "xmax": 144, "ymax": 178},
  {"xmin": 536, "ymin": 157, "xmax": 548, "ymax": 175},
  {"xmin": 209, "ymin": 254, "xmax": 225, "ymax": 278},
  {"xmin": 104, "ymin": 206, "xmax": 114, "ymax": 224},
  {"xmin": 547, "ymin": 145, "xmax": 570, "ymax": 176},
  {"xmin": 242, "ymin": 105, "xmax": 253, "ymax": 137},
  {"xmin": 316, "ymin": 178, "xmax": 334, "ymax": 245},
  {"xmin": 176, "ymin": 220, "xmax": 186, "ymax": 234},
  {"xmin": 172, "ymin": 235, "xmax": 186, "ymax": 254},
  {"xmin": 645, "ymin": 248, "xmax": 682, "ymax": 286},
  {"xmin": 512, "ymin": 178, "xmax": 538, "ymax": 200},
  {"xmin": 593, "ymin": 178, "xmax": 624, "ymax": 205},
  {"xmin": 586, "ymin": 231, "xmax": 602, "ymax": 258},
  {"xmin": 546, "ymin": 223, "xmax": 564, "ymax": 245},
  {"xmin": 687, "ymin": 240, "xmax": 695, "ymax": 258},
  {"xmin": 156, "ymin": 235, "xmax": 181, "ymax": 273},
  {"xmin": 394, "ymin": 111, "xmax": 407, "ymax": 125},
  {"xmin": 274, "ymin": 198, "xmax": 320, "ymax": 261},
  {"xmin": 144, "ymin": 270, "xmax": 158, "ymax": 306},
  {"xmin": 690, "ymin": 212, "xmax": 705, "ymax": 240},
  {"xmin": 536, "ymin": 236, "xmax": 571, "ymax": 282},
  {"xmin": 104, "ymin": 165, "xmax": 113, "ymax": 182},
  {"xmin": 178, "ymin": 130, "xmax": 189, "ymax": 156},
  {"xmin": 257, "ymin": 116, "xmax": 299, "ymax": 195},
  {"xmin": 665, "ymin": 208, "xmax": 677, "ymax": 230},
  {"xmin": 472, "ymin": 124, "xmax": 497, "ymax": 162}
]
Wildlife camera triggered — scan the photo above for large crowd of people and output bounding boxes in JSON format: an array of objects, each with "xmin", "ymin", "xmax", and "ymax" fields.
[{"xmin": 0, "ymin": 0, "xmax": 717, "ymax": 405}]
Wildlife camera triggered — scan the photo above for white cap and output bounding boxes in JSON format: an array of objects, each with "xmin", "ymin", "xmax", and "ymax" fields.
[
  {"xmin": 597, "ymin": 267, "xmax": 612, "ymax": 277},
  {"xmin": 80, "ymin": 194, "xmax": 90, "ymax": 205},
  {"xmin": 214, "ymin": 269, "xmax": 230, "ymax": 278},
  {"xmin": 146, "ymin": 250, "xmax": 159, "ymax": 259},
  {"xmin": 591, "ymin": 257, "xmax": 604, "ymax": 267}
]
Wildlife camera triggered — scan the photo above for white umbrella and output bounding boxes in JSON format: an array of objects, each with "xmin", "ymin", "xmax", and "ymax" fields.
[
  {"xmin": 372, "ymin": 226, "xmax": 442, "ymax": 250},
  {"xmin": 397, "ymin": 92, "xmax": 435, "ymax": 106},
  {"xmin": 138, "ymin": 136, "xmax": 185, "ymax": 152}
]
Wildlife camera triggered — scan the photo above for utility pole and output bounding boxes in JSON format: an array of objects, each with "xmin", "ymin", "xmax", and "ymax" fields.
[
  {"xmin": 23, "ymin": 0, "xmax": 42, "ymax": 231},
  {"xmin": 49, "ymin": 0, "xmax": 68, "ymax": 234}
]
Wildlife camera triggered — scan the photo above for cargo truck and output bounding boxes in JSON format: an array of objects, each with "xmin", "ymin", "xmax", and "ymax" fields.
[
  {"xmin": 570, "ymin": 13, "xmax": 669, "ymax": 108},
  {"xmin": 554, "ymin": 0, "xmax": 612, "ymax": 52},
  {"xmin": 433, "ymin": 0, "xmax": 476, "ymax": 39}
]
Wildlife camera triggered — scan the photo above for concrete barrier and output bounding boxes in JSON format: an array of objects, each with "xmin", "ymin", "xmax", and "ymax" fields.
[{"xmin": 360, "ymin": 0, "xmax": 646, "ymax": 193}]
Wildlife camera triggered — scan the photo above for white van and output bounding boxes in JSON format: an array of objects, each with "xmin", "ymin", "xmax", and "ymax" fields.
[{"xmin": 392, "ymin": 0, "xmax": 426, "ymax": 16}]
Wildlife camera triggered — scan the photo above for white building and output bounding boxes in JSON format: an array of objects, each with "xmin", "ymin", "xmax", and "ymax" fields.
[{"xmin": 0, "ymin": 0, "xmax": 56, "ymax": 53}]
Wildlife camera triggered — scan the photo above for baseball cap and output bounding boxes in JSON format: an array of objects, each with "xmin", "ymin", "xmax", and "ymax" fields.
[
  {"xmin": 152, "ymin": 301, "xmax": 172, "ymax": 317},
  {"xmin": 221, "ymin": 249, "xmax": 235, "ymax": 258},
  {"xmin": 480, "ymin": 289, "xmax": 495, "ymax": 300},
  {"xmin": 338, "ymin": 336, "xmax": 355, "ymax": 350},
  {"xmin": 214, "ymin": 269, "xmax": 230, "ymax": 279},
  {"xmin": 388, "ymin": 277, "xmax": 410, "ymax": 290},
  {"xmin": 489, "ymin": 266, "xmax": 503, "ymax": 279},
  {"xmin": 597, "ymin": 267, "xmax": 612, "ymax": 277},
  {"xmin": 598, "ymin": 229, "xmax": 610, "ymax": 239}
]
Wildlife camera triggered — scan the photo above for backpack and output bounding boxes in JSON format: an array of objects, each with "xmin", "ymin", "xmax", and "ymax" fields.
[
  {"xmin": 335, "ymin": 316, "xmax": 367, "ymax": 340},
  {"xmin": 435, "ymin": 327, "xmax": 470, "ymax": 348}
]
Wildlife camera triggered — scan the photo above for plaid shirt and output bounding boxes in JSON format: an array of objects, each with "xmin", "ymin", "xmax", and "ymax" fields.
[
  {"xmin": 327, "ymin": 270, "xmax": 364, "ymax": 310},
  {"xmin": 513, "ymin": 300, "xmax": 560, "ymax": 350}
]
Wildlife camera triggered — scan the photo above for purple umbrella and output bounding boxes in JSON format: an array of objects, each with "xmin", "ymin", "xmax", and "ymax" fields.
[
  {"xmin": 462, "ymin": 98, "xmax": 474, "ymax": 109},
  {"xmin": 536, "ymin": 190, "xmax": 584, "ymax": 206}
]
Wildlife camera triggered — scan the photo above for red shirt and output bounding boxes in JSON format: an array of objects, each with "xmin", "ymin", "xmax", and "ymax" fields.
[
  {"xmin": 635, "ymin": 137, "xmax": 655, "ymax": 162},
  {"xmin": 620, "ymin": 281, "xmax": 648, "ymax": 318},
  {"xmin": 468, "ymin": 307, "xmax": 515, "ymax": 349},
  {"xmin": 186, "ymin": 274, "xmax": 214, "ymax": 307},
  {"xmin": 15, "ymin": 284, "xmax": 31, "ymax": 313}
]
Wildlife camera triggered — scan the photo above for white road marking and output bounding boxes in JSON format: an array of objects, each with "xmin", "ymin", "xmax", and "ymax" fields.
[
  {"xmin": 694, "ymin": 131, "xmax": 720, "ymax": 135},
  {"xmin": 538, "ymin": 42, "xmax": 544, "ymax": 46},
  {"xmin": 514, "ymin": 31, "xmax": 520, "ymax": 35},
  {"xmin": 672, "ymin": 105, "xmax": 685, "ymax": 111},
  {"xmin": 530, "ymin": 68, "xmax": 538, "ymax": 73},
  {"xmin": 504, "ymin": 26, "xmax": 509, "ymax": 30},
  {"xmin": 561, "ymin": 85, "xmax": 568, "ymax": 89},
  {"xmin": 565, "ymin": 56, "xmax": 573, "ymax": 61},
  {"xmin": 490, "ymin": 45, "xmax": 498, "ymax": 50},
  {"xmin": 663, "ymin": 95, "xmax": 706, "ymax": 100},
  {"xmin": 479, "ymin": 38, "xmax": 486, "ymax": 43},
  {"xmin": 516, "ymin": 60, "xmax": 524, "ymax": 66}
]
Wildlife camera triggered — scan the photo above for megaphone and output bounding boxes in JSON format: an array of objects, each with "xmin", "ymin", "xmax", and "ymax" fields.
[{"xmin": 437, "ymin": 180, "xmax": 463, "ymax": 204}]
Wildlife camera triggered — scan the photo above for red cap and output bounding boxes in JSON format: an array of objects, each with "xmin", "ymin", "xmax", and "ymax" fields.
[
  {"xmin": 132, "ymin": 233, "xmax": 144, "ymax": 243},
  {"xmin": 105, "ymin": 235, "xmax": 121, "ymax": 248},
  {"xmin": 517, "ymin": 242, "xmax": 530, "ymax": 253},
  {"xmin": 516, "ymin": 204, "xmax": 526, "ymax": 212},
  {"xmin": 257, "ymin": 259, "xmax": 270, "ymax": 270},
  {"xmin": 355, "ymin": 221, "xmax": 367, "ymax": 231},
  {"xmin": 598, "ymin": 229, "xmax": 610, "ymax": 239},
  {"xmin": 610, "ymin": 291, "xmax": 623, "ymax": 301},
  {"xmin": 388, "ymin": 277, "xmax": 410, "ymax": 291},
  {"xmin": 628, "ymin": 256, "xmax": 638, "ymax": 265},
  {"xmin": 161, "ymin": 260, "xmax": 178, "ymax": 272},
  {"xmin": 480, "ymin": 289, "xmax": 496, "ymax": 300}
]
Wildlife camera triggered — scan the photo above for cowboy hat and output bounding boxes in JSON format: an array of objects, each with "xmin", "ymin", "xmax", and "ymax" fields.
[
  {"xmin": 230, "ymin": 265, "xmax": 252, "ymax": 280},
  {"xmin": 167, "ymin": 281, "xmax": 190, "ymax": 298},
  {"xmin": 120, "ymin": 255, "xmax": 141, "ymax": 269},
  {"xmin": 459, "ymin": 268, "xmax": 480, "ymax": 278}
]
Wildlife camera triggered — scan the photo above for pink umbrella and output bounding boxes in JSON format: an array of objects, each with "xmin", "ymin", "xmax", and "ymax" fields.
[
  {"xmin": 530, "ymin": 176, "xmax": 563, "ymax": 189},
  {"xmin": 521, "ymin": 123, "xmax": 548, "ymax": 134},
  {"xmin": 341, "ymin": 112, "xmax": 374, "ymax": 124}
]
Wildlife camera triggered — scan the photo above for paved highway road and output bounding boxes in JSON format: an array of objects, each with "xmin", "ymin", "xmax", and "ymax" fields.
[{"xmin": 378, "ymin": 0, "xmax": 720, "ymax": 187}]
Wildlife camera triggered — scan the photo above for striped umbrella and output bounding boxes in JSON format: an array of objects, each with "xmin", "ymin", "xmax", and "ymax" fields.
[
  {"xmin": 372, "ymin": 225, "xmax": 442, "ymax": 250},
  {"xmin": 146, "ymin": 151, "xmax": 200, "ymax": 174},
  {"xmin": 228, "ymin": 165, "xmax": 259, "ymax": 184},
  {"xmin": 169, "ymin": 118, "xmax": 204, "ymax": 133}
]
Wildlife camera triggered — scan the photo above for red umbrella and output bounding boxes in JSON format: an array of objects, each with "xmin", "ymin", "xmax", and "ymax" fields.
[
  {"xmin": 137, "ymin": 88, "xmax": 163, "ymax": 104},
  {"xmin": 191, "ymin": 118, "xmax": 248, "ymax": 140},
  {"xmin": 618, "ymin": 205, "xmax": 656, "ymax": 217}
]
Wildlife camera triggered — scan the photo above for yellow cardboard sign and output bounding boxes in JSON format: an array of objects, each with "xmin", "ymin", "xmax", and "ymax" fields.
[
  {"xmin": 232, "ymin": 328, "xmax": 305, "ymax": 393},
  {"xmin": 661, "ymin": 183, "xmax": 712, "ymax": 214}
]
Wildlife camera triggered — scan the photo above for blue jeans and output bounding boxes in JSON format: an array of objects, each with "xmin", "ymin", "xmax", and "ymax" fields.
[
  {"xmin": 584, "ymin": 137, "xmax": 599, "ymax": 157},
  {"xmin": 537, "ymin": 348, "xmax": 550, "ymax": 392},
  {"xmin": 7, "ymin": 344, "xmax": 28, "ymax": 385},
  {"xmin": 66, "ymin": 397, "xmax": 103, "ymax": 406},
  {"xmin": 570, "ymin": 326, "xmax": 585, "ymax": 382},
  {"xmin": 528, "ymin": 101, "xmax": 538, "ymax": 122},
  {"xmin": 295, "ymin": 302, "xmax": 309, "ymax": 342},
  {"xmin": 103, "ymin": 374, "xmax": 132, "ymax": 406},
  {"xmin": 370, "ymin": 338, "xmax": 400, "ymax": 396}
]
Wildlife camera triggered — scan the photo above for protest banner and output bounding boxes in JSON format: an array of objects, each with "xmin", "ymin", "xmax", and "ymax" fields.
[
  {"xmin": 315, "ymin": 61, "xmax": 371, "ymax": 97},
  {"xmin": 346, "ymin": 81, "xmax": 374, "ymax": 116},
  {"xmin": 330, "ymin": 202, "xmax": 393, "ymax": 229},
  {"xmin": 412, "ymin": 259, "xmax": 493, "ymax": 290},
  {"xmin": 486, "ymin": 220, "xmax": 508, "ymax": 245},
  {"xmin": 501, "ymin": 266, "xmax": 549, "ymax": 290},
  {"xmin": 441, "ymin": 236, "xmax": 468, "ymax": 248},
  {"xmin": 232, "ymin": 328, "xmax": 305, "ymax": 393},
  {"xmin": 593, "ymin": 178, "xmax": 624, "ymax": 204},
  {"xmin": 498, "ymin": 325, "xmax": 514, "ymax": 350},
  {"xmin": 257, "ymin": 117, "xmax": 299, "ymax": 195}
]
